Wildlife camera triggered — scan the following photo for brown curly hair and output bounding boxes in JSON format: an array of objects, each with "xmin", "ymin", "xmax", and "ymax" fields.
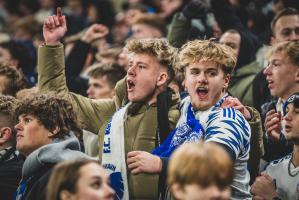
[
  {"xmin": 0, "ymin": 64, "xmax": 29, "ymax": 96},
  {"xmin": 15, "ymin": 93, "xmax": 82, "ymax": 139},
  {"xmin": 0, "ymin": 95, "xmax": 19, "ymax": 143}
]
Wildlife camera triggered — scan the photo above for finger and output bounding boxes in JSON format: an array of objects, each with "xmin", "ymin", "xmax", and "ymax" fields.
[
  {"xmin": 53, "ymin": 16, "xmax": 60, "ymax": 26},
  {"xmin": 48, "ymin": 16, "xmax": 56, "ymax": 29},
  {"xmin": 261, "ymin": 172, "xmax": 271, "ymax": 179},
  {"xmin": 131, "ymin": 167, "xmax": 141, "ymax": 174},
  {"xmin": 57, "ymin": 7, "xmax": 62, "ymax": 17},
  {"xmin": 44, "ymin": 17, "xmax": 52, "ymax": 29},
  {"xmin": 127, "ymin": 161, "xmax": 140, "ymax": 170},
  {"xmin": 126, "ymin": 157, "xmax": 136, "ymax": 165},
  {"xmin": 265, "ymin": 109, "xmax": 276, "ymax": 117},
  {"xmin": 267, "ymin": 124, "xmax": 279, "ymax": 133},
  {"xmin": 265, "ymin": 117, "xmax": 280, "ymax": 129},
  {"xmin": 127, "ymin": 151, "xmax": 141, "ymax": 158}
]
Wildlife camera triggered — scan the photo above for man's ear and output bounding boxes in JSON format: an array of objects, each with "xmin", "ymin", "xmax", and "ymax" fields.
[
  {"xmin": 295, "ymin": 69, "xmax": 299, "ymax": 82},
  {"xmin": 48, "ymin": 126, "xmax": 60, "ymax": 138},
  {"xmin": 60, "ymin": 190, "xmax": 75, "ymax": 200},
  {"xmin": 0, "ymin": 127, "xmax": 13, "ymax": 144},
  {"xmin": 223, "ymin": 74, "xmax": 231, "ymax": 90},
  {"xmin": 157, "ymin": 72, "xmax": 168, "ymax": 87},
  {"xmin": 171, "ymin": 183, "xmax": 186, "ymax": 200},
  {"xmin": 270, "ymin": 36, "xmax": 276, "ymax": 45}
]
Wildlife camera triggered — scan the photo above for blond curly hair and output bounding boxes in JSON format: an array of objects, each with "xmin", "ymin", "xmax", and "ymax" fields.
[
  {"xmin": 179, "ymin": 40, "xmax": 237, "ymax": 75},
  {"xmin": 125, "ymin": 38, "xmax": 177, "ymax": 82}
]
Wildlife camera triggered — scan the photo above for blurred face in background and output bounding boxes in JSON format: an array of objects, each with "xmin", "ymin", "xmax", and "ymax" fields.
[
  {"xmin": 66, "ymin": 163, "xmax": 115, "ymax": 200},
  {"xmin": 272, "ymin": 15, "xmax": 299, "ymax": 43},
  {"xmin": 220, "ymin": 32, "xmax": 241, "ymax": 59}
]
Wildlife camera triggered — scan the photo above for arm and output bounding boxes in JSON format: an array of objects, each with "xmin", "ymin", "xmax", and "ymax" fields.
[
  {"xmin": 39, "ymin": 8, "xmax": 115, "ymax": 134},
  {"xmin": 167, "ymin": 0, "xmax": 208, "ymax": 48}
]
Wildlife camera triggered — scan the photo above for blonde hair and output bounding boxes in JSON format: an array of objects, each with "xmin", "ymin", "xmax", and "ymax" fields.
[
  {"xmin": 125, "ymin": 38, "xmax": 177, "ymax": 82},
  {"xmin": 267, "ymin": 40, "xmax": 299, "ymax": 67},
  {"xmin": 179, "ymin": 40, "xmax": 236, "ymax": 75},
  {"xmin": 168, "ymin": 142, "xmax": 233, "ymax": 189}
]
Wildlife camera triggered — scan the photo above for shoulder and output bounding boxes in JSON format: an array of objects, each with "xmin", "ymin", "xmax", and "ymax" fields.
[
  {"xmin": 267, "ymin": 154, "xmax": 292, "ymax": 168},
  {"xmin": 207, "ymin": 107, "xmax": 249, "ymax": 129}
]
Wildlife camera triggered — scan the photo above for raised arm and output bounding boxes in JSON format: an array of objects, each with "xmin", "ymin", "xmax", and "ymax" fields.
[{"xmin": 38, "ymin": 8, "xmax": 115, "ymax": 134}]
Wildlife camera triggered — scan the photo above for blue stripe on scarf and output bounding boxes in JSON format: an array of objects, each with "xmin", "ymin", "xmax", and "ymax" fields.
[{"xmin": 152, "ymin": 103, "xmax": 204, "ymax": 157}]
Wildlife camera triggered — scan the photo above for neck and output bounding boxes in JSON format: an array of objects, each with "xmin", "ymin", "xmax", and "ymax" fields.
[{"xmin": 293, "ymin": 145, "xmax": 299, "ymax": 167}]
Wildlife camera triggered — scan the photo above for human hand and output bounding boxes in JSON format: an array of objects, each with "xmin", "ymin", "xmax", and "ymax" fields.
[
  {"xmin": 43, "ymin": 7, "xmax": 67, "ymax": 46},
  {"xmin": 264, "ymin": 109, "xmax": 281, "ymax": 141},
  {"xmin": 127, "ymin": 151, "xmax": 162, "ymax": 175},
  {"xmin": 222, "ymin": 97, "xmax": 251, "ymax": 120},
  {"xmin": 81, "ymin": 24, "xmax": 109, "ymax": 44},
  {"xmin": 251, "ymin": 172, "xmax": 278, "ymax": 200},
  {"xmin": 182, "ymin": 0, "xmax": 208, "ymax": 19}
]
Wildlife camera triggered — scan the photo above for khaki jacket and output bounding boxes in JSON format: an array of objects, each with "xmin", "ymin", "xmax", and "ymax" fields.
[{"xmin": 38, "ymin": 45, "xmax": 181, "ymax": 200}]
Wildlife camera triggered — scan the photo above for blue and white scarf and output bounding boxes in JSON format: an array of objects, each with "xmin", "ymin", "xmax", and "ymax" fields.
[
  {"xmin": 152, "ymin": 95, "xmax": 226, "ymax": 157},
  {"xmin": 102, "ymin": 103, "xmax": 130, "ymax": 200}
]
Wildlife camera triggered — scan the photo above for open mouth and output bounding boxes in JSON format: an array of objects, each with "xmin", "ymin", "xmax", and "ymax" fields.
[
  {"xmin": 267, "ymin": 80, "xmax": 274, "ymax": 88},
  {"xmin": 127, "ymin": 79, "xmax": 135, "ymax": 92},
  {"xmin": 285, "ymin": 125, "xmax": 292, "ymax": 132},
  {"xmin": 16, "ymin": 134, "xmax": 23, "ymax": 141},
  {"xmin": 196, "ymin": 87, "xmax": 208, "ymax": 99}
]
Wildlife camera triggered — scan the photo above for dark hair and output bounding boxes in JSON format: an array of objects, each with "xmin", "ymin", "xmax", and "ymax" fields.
[
  {"xmin": 271, "ymin": 8, "xmax": 299, "ymax": 35},
  {"xmin": 0, "ymin": 64, "xmax": 29, "ymax": 96},
  {"xmin": 0, "ymin": 95, "xmax": 19, "ymax": 143},
  {"xmin": 87, "ymin": 63, "xmax": 126, "ymax": 88},
  {"xmin": 132, "ymin": 13, "xmax": 167, "ymax": 36},
  {"xmin": 15, "ymin": 93, "xmax": 82, "ymax": 139},
  {"xmin": 46, "ymin": 159, "xmax": 99, "ymax": 200},
  {"xmin": 0, "ymin": 40, "xmax": 34, "ymax": 75}
]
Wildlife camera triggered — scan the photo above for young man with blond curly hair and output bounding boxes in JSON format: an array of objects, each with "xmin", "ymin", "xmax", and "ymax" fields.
[
  {"xmin": 38, "ymin": 8, "xmax": 180, "ymax": 200},
  {"xmin": 128, "ymin": 40, "xmax": 253, "ymax": 199}
]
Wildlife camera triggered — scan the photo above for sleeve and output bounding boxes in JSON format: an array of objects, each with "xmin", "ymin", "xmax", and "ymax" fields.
[
  {"xmin": 38, "ymin": 44, "xmax": 116, "ymax": 134},
  {"xmin": 204, "ymin": 108, "xmax": 251, "ymax": 160},
  {"xmin": 167, "ymin": 13, "xmax": 192, "ymax": 48}
]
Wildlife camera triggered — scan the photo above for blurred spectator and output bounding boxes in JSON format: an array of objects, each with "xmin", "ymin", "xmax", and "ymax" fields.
[
  {"xmin": 0, "ymin": 95, "xmax": 23, "ymax": 200},
  {"xmin": 168, "ymin": 142, "xmax": 233, "ymax": 200},
  {"xmin": 0, "ymin": 40, "xmax": 36, "ymax": 85},
  {"xmin": 131, "ymin": 13, "xmax": 166, "ymax": 39},
  {"xmin": 46, "ymin": 159, "xmax": 114, "ymax": 200},
  {"xmin": 262, "ymin": 40, "xmax": 299, "ymax": 162},
  {"xmin": 86, "ymin": 63, "xmax": 126, "ymax": 99},
  {"xmin": 253, "ymin": 7, "xmax": 299, "ymax": 113},
  {"xmin": 0, "ymin": 64, "xmax": 29, "ymax": 97},
  {"xmin": 251, "ymin": 92, "xmax": 299, "ymax": 200}
]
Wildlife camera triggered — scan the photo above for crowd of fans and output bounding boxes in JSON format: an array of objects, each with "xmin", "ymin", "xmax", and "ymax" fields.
[{"xmin": 0, "ymin": 0, "xmax": 299, "ymax": 200}]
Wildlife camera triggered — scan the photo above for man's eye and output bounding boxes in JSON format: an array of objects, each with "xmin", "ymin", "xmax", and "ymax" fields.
[
  {"xmin": 24, "ymin": 118, "xmax": 32, "ymax": 124},
  {"xmin": 282, "ymin": 30, "xmax": 291, "ymax": 37},
  {"xmin": 190, "ymin": 70, "xmax": 199, "ymax": 75},
  {"xmin": 91, "ymin": 181, "xmax": 102, "ymax": 189},
  {"xmin": 207, "ymin": 71, "xmax": 216, "ymax": 76}
]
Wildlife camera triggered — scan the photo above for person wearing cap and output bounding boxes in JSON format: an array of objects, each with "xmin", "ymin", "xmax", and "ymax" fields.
[{"xmin": 251, "ymin": 92, "xmax": 299, "ymax": 200}]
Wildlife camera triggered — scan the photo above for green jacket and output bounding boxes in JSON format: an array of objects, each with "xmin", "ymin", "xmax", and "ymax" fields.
[
  {"xmin": 228, "ymin": 61, "xmax": 263, "ymax": 107},
  {"xmin": 38, "ymin": 45, "xmax": 181, "ymax": 200}
]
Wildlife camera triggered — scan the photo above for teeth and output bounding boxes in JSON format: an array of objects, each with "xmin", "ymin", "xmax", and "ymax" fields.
[
  {"xmin": 196, "ymin": 87, "xmax": 208, "ymax": 93},
  {"xmin": 127, "ymin": 80, "xmax": 135, "ymax": 89}
]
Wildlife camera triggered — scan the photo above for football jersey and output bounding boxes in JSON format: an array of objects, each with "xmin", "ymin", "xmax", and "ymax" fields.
[
  {"xmin": 178, "ymin": 96, "xmax": 252, "ymax": 200},
  {"xmin": 266, "ymin": 154, "xmax": 299, "ymax": 200}
]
